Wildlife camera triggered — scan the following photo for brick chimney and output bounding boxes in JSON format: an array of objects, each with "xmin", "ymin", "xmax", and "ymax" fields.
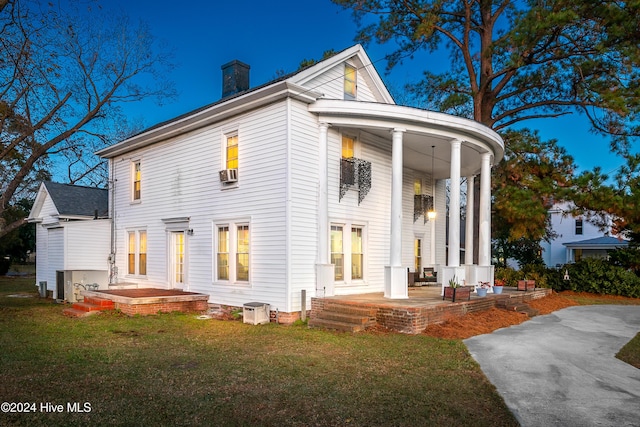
[{"xmin": 221, "ymin": 60, "xmax": 250, "ymax": 98}]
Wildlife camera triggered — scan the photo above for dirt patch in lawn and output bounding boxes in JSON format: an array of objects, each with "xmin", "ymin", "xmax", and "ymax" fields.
[{"xmin": 422, "ymin": 291, "xmax": 592, "ymax": 340}]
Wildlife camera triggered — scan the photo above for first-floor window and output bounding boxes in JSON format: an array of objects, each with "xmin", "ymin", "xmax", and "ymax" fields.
[
  {"xmin": 236, "ymin": 225, "xmax": 250, "ymax": 282},
  {"xmin": 331, "ymin": 225, "xmax": 344, "ymax": 281},
  {"xmin": 139, "ymin": 231, "xmax": 147, "ymax": 275},
  {"xmin": 351, "ymin": 227, "xmax": 363, "ymax": 280},
  {"xmin": 217, "ymin": 226, "xmax": 229, "ymax": 280},
  {"xmin": 331, "ymin": 222, "xmax": 365, "ymax": 283},
  {"xmin": 414, "ymin": 238, "xmax": 422, "ymax": 274},
  {"xmin": 215, "ymin": 222, "xmax": 250, "ymax": 283},
  {"xmin": 127, "ymin": 230, "xmax": 147, "ymax": 276}
]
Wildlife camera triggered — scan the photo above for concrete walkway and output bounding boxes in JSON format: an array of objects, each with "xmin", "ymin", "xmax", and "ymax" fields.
[{"xmin": 465, "ymin": 305, "xmax": 640, "ymax": 427}]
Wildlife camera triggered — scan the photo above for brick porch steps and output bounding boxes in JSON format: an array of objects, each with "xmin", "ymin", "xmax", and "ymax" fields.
[
  {"xmin": 309, "ymin": 302, "xmax": 377, "ymax": 332},
  {"xmin": 63, "ymin": 297, "xmax": 115, "ymax": 318},
  {"xmin": 497, "ymin": 299, "xmax": 540, "ymax": 317}
]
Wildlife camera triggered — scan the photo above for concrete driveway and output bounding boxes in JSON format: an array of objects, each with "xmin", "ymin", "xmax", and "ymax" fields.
[{"xmin": 464, "ymin": 305, "xmax": 640, "ymax": 427}]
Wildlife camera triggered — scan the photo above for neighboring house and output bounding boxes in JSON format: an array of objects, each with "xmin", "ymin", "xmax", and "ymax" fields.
[
  {"xmin": 541, "ymin": 202, "xmax": 628, "ymax": 267},
  {"xmin": 27, "ymin": 182, "xmax": 110, "ymax": 301},
  {"xmin": 32, "ymin": 45, "xmax": 504, "ymax": 321}
]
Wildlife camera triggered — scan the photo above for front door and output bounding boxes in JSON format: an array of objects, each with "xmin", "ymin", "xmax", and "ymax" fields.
[{"xmin": 170, "ymin": 231, "xmax": 185, "ymax": 289}]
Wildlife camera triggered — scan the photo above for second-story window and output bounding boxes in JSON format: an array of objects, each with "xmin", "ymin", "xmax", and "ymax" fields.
[
  {"xmin": 575, "ymin": 218, "xmax": 583, "ymax": 235},
  {"xmin": 132, "ymin": 161, "xmax": 141, "ymax": 201},
  {"xmin": 414, "ymin": 178, "xmax": 422, "ymax": 195},
  {"xmin": 342, "ymin": 136, "xmax": 355, "ymax": 159},
  {"xmin": 226, "ymin": 135, "xmax": 238, "ymax": 170}
]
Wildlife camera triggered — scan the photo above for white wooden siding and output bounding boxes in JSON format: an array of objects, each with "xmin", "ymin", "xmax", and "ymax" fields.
[
  {"xmin": 35, "ymin": 224, "xmax": 48, "ymax": 289},
  {"xmin": 40, "ymin": 195, "xmax": 59, "ymax": 224},
  {"xmin": 288, "ymin": 99, "xmax": 322, "ymax": 311},
  {"xmin": 46, "ymin": 228, "xmax": 64, "ymax": 291},
  {"xmin": 64, "ymin": 220, "xmax": 110, "ymax": 270},
  {"xmin": 111, "ymin": 100, "xmax": 290, "ymax": 309}
]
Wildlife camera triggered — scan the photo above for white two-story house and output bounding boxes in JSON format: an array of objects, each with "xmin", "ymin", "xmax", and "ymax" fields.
[
  {"xmin": 541, "ymin": 202, "xmax": 628, "ymax": 267},
  {"xmin": 40, "ymin": 44, "xmax": 503, "ymax": 322}
]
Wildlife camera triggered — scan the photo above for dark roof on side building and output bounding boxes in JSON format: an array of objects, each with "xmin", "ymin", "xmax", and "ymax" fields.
[
  {"xmin": 563, "ymin": 236, "xmax": 629, "ymax": 248},
  {"xmin": 44, "ymin": 182, "xmax": 109, "ymax": 218}
]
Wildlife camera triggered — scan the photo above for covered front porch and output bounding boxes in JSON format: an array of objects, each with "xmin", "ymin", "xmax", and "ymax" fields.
[{"xmin": 311, "ymin": 100, "xmax": 505, "ymax": 299}]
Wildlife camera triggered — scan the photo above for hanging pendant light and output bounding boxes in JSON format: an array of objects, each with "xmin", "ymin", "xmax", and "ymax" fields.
[{"xmin": 427, "ymin": 145, "xmax": 437, "ymax": 220}]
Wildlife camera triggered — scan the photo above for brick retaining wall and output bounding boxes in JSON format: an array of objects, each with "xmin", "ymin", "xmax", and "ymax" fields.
[
  {"xmin": 116, "ymin": 299, "xmax": 209, "ymax": 316},
  {"xmin": 312, "ymin": 288, "xmax": 552, "ymax": 334}
]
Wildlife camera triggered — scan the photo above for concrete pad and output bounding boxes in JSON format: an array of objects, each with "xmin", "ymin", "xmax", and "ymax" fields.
[{"xmin": 465, "ymin": 305, "xmax": 640, "ymax": 427}]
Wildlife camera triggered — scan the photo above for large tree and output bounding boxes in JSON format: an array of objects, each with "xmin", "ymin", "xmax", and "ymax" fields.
[
  {"xmin": 0, "ymin": 0, "xmax": 175, "ymax": 238},
  {"xmin": 492, "ymin": 129, "xmax": 575, "ymax": 265},
  {"xmin": 333, "ymin": 0, "xmax": 640, "ymax": 145},
  {"xmin": 333, "ymin": 0, "xmax": 640, "ymax": 250}
]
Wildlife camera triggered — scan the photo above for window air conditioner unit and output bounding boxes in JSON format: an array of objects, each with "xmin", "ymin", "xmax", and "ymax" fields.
[{"xmin": 219, "ymin": 168, "xmax": 238, "ymax": 183}]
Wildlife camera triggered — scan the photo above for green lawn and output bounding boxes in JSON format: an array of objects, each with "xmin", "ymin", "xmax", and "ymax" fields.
[
  {"xmin": 0, "ymin": 277, "xmax": 518, "ymax": 426},
  {"xmin": 617, "ymin": 332, "xmax": 640, "ymax": 369}
]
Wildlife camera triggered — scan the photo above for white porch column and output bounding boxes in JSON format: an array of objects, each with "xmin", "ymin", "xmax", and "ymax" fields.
[
  {"xmin": 316, "ymin": 122, "xmax": 334, "ymax": 297},
  {"xmin": 465, "ymin": 175, "xmax": 475, "ymax": 265},
  {"xmin": 448, "ymin": 139, "xmax": 462, "ymax": 267},
  {"xmin": 429, "ymin": 192, "xmax": 436, "ymax": 266},
  {"xmin": 478, "ymin": 152, "xmax": 492, "ymax": 266},
  {"xmin": 385, "ymin": 128, "xmax": 408, "ymax": 299},
  {"xmin": 441, "ymin": 139, "xmax": 466, "ymax": 294}
]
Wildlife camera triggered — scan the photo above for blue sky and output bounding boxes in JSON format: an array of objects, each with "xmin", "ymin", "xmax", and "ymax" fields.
[{"xmin": 113, "ymin": 0, "xmax": 622, "ymax": 176}]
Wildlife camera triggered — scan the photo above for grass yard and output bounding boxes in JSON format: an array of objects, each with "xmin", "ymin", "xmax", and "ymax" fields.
[
  {"xmin": 0, "ymin": 277, "xmax": 517, "ymax": 427},
  {"xmin": 616, "ymin": 332, "xmax": 640, "ymax": 369}
]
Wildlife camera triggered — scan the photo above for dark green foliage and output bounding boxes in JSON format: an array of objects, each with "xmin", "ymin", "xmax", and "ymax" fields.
[
  {"xmin": 492, "ymin": 129, "xmax": 574, "ymax": 262},
  {"xmin": 494, "ymin": 266, "xmax": 522, "ymax": 287},
  {"xmin": 555, "ymin": 258, "xmax": 640, "ymax": 298},
  {"xmin": 497, "ymin": 262, "xmax": 640, "ymax": 297},
  {"xmin": 608, "ymin": 245, "xmax": 640, "ymax": 276}
]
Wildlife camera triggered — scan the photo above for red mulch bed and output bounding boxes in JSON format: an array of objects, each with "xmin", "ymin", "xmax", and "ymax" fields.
[{"xmin": 421, "ymin": 291, "xmax": 622, "ymax": 340}]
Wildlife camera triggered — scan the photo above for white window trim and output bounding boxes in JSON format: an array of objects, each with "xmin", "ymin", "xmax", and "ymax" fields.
[
  {"xmin": 344, "ymin": 63, "xmax": 357, "ymax": 100},
  {"xmin": 341, "ymin": 132, "xmax": 361, "ymax": 158},
  {"xmin": 415, "ymin": 237, "xmax": 422, "ymax": 273},
  {"xmin": 131, "ymin": 159, "xmax": 142, "ymax": 204},
  {"xmin": 330, "ymin": 220, "xmax": 367, "ymax": 287},
  {"xmin": 125, "ymin": 228, "xmax": 147, "ymax": 278},
  {"xmin": 220, "ymin": 129, "xmax": 240, "ymax": 190},
  {"xmin": 169, "ymin": 230, "xmax": 187, "ymax": 288},
  {"xmin": 213, "ymin": 219, "xmax": 251, "ymax": 286}
]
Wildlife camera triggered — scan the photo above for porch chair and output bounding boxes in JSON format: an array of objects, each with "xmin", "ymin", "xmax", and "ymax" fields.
[{"xmin": 423, "ymin": 267, "xmax": 437, "ymax": 283}]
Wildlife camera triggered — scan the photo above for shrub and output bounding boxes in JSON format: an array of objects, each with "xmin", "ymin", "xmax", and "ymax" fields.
[
  {"xmin": 557, "ymin": 258, "xmax": 640, "ymax": 298},
  {"xmin": 521, "ymin": 264, "xmax": 550, "ymax": 288},
  {"xmin": 494, "ymin": 266, "xmax": 520, "ymax": 287}
]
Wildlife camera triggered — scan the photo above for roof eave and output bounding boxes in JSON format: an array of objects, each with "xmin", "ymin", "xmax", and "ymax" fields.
[{"xmin": 96, "ymin": 81, "xmax": 322, "ymax": 159}]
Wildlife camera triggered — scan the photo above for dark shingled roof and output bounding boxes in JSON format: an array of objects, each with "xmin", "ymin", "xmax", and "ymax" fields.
[{"xmin": 44, "ymin": 182, "xmax": 108, "ymax": 218}]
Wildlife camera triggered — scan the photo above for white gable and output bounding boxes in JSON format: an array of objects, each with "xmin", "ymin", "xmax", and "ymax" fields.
[
  {"xmin": 288, "ymin": 44, "xmax": 394, "ymax": 104},
  {"xmin": 27, "ymin": 183, "xmax": 59, "ymax": 224}
]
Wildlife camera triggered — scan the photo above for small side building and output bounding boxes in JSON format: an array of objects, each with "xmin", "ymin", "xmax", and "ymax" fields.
[{"xmin": 27, "ymin": 182, "xmax": 110, "ymax": 301}]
